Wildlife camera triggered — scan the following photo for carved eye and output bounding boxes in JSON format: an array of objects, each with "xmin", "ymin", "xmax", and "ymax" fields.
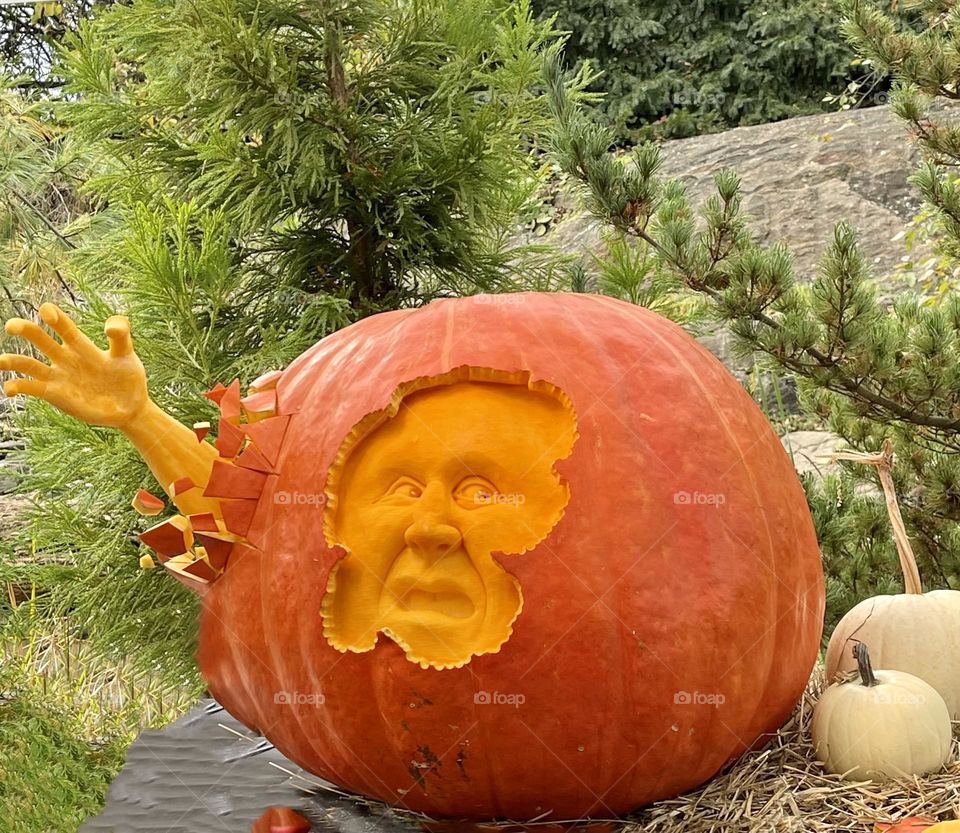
[
  {"xmin": 386, "ymin": 478, "xmax": 423, "ymax": 500},
  {"xmin": 454, "ymin": 476, "xmax": 498, "ymax": 509}
]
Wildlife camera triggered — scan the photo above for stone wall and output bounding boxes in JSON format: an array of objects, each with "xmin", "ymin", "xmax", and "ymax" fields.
[{"xmin": 543, "ymin": 103, "xmax": 933, "ymax": 287}]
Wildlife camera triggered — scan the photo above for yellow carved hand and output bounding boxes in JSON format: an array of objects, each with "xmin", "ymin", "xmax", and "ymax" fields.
[
  {"xmin": 1, "ymin": 302, "xmax": 220, "ymax": 518},
  {"xmin": 1, "ymin": 303, "xmax": 149, "ymax": 429}
]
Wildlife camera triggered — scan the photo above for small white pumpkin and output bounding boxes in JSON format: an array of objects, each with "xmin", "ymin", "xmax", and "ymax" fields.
[
  {"xmin": 825, "ymin": 441, "xmax": 960, "ymax": 718},
  {"xmin": 813, "ymin": 644, "xmax": 953, "ymax": 781}
]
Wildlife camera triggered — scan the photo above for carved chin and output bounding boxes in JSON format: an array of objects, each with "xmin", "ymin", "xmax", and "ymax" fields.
[
  {"xmin": 321, "ymin": 557, "xmax": 524, "ymax": 670},
  {"xmin": 380, "ymin": 588, "xmax": 523, "ymax": 671}
]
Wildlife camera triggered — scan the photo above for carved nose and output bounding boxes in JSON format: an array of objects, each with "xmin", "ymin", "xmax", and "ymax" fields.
[{"xmin": 405, "ymin": 520, "xmax": 462, "ymax": 562}]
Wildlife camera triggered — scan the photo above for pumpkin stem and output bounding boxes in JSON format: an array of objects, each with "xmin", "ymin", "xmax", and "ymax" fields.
[
  {"xmin": 831, "ymin": 439, "xmax": 923, "ymax": 595},
  {"xmin": 854, "ymin": 643, "xmax": 879, "ymax": 687}
]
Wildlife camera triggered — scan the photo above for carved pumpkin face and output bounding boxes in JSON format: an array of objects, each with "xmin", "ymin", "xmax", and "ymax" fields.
[
  {"xmin": 197, "ymin": 293, "xmax": 824, "ymax": 821},
  {"xmin": 322, "ymin": 380, "xmax": 576, "ymax": 669}
]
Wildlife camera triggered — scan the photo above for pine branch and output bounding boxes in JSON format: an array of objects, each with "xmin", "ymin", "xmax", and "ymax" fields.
[
  {"xmin": 630, "ymin": 223, "xmax": 960, "ymax": 429},
  {"xmin": 7, "ymin": 188, "xmax": 80, "ymax": 303},
  {"xmin": 545, "ymin": 51, "xmax": 960, "ymax": 435},
  {"xmin": 0, "ymin": 276, "xmax": 38, "ymax": 316}
]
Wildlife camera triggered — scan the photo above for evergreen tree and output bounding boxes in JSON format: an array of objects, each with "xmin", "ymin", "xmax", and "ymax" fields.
[
  {"xmin": 61, "ymin": 0, "xmax": 566, "ymax": 313},
  {"xmin": 544, "ymin": 1, "xmax": 960, "ymax": 632},
  {"xmin": 0, "ymin": 85, "xmax": 88, "ymax": 314},
  {"xmin": 533, "ymin": 0, "xmax": 889, "ymax": 139}
]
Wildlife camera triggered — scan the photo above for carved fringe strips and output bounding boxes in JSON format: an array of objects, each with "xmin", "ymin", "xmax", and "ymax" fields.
[{"xmin": 132, "ymin": 370, "xmax": 289, "ymax": 591}]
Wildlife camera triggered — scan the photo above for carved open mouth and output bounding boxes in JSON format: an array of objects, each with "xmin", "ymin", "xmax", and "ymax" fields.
[{"xmin": 398, "ymin": 585, "xmax": 476, "ymax": 620}]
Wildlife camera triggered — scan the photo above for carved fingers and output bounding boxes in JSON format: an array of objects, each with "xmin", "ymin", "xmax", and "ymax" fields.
[
  {"xmin": 0, "ymin": 353, "xmax": 50, "ymax": 398},
  {"xmin": 39, "ymin": 302, "xmax": 96, "ymax": 353},
  {"xmin": 0, "ymin": 353, "xmax": 51, "ymax": 380},
  {"xmin": 104, "ymin": 315, "xmax": 134, "ymax": 358},
  {"xmin": 4, "ymin": 317, "xmax": 63, "ymax": 361},
  {"xmin": 1, "ymin": 304, "xmax": 143, "ymax": 417}
]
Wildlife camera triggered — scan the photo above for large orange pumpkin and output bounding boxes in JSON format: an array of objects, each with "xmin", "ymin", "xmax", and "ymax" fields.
[{"xmin": 195, "ymin": 293, "xmax": 824, "ymax": 821}]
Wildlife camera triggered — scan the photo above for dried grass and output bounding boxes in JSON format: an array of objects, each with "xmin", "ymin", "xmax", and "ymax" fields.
[{"xmin": 623, "ymin": 667, "xmax": 960, "ymax": 832}]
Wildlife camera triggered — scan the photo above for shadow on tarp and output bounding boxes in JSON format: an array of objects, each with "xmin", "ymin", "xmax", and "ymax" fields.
[{"xmin": 82, "ymin": 699, "xmax": 624, "ymax": 833}]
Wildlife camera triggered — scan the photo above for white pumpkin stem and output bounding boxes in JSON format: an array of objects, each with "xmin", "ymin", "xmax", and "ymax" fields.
[
  {"xmin": 831, "ymin": 439, "xmax": 923, "ymax": 595},
  {"xmin": 853, "ymin": 643, "xmax": 879, "ymax": 687}
]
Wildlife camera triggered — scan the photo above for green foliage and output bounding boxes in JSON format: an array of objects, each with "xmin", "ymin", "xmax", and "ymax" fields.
[
  {"xmin": 544, "ymin": 32, "xmax": 960, "ymax": 632},
  {"xmin": 61, "ymin": 0, "xmax": 567, "ymax": 310},
  {"xmin": 7, "ymin": 195, "xmax": 336, "ymax": 684},
  {"xmin": 0, "ymin": 670, "xmax": 126, "ymax": 833},
  {"xmin": 535, "ymin": 0, "xmax": 879, "ymax": 139},
  {"xmin": 1, "ymin": 1, "xmax": 103, "ymax": 87},
  {"xmin": 0, "ymin": 87, "xmax": 91, "ymax": 312},
  {"xmin": 887, "ymin": 202, "xmax": 960, "ymax": 301}
]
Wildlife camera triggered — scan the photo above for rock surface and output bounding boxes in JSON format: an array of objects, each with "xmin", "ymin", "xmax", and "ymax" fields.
[
  {"xmin": 781, "ymin": 431, "xmax": 842, "ymax": 478},
  {"xmin": 545, "ymin": 104, "xmax": 937, "ymax": 284},
  {"xmin": 540, "ymin": 103, "xmax": 951, "ymax": 398}
]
